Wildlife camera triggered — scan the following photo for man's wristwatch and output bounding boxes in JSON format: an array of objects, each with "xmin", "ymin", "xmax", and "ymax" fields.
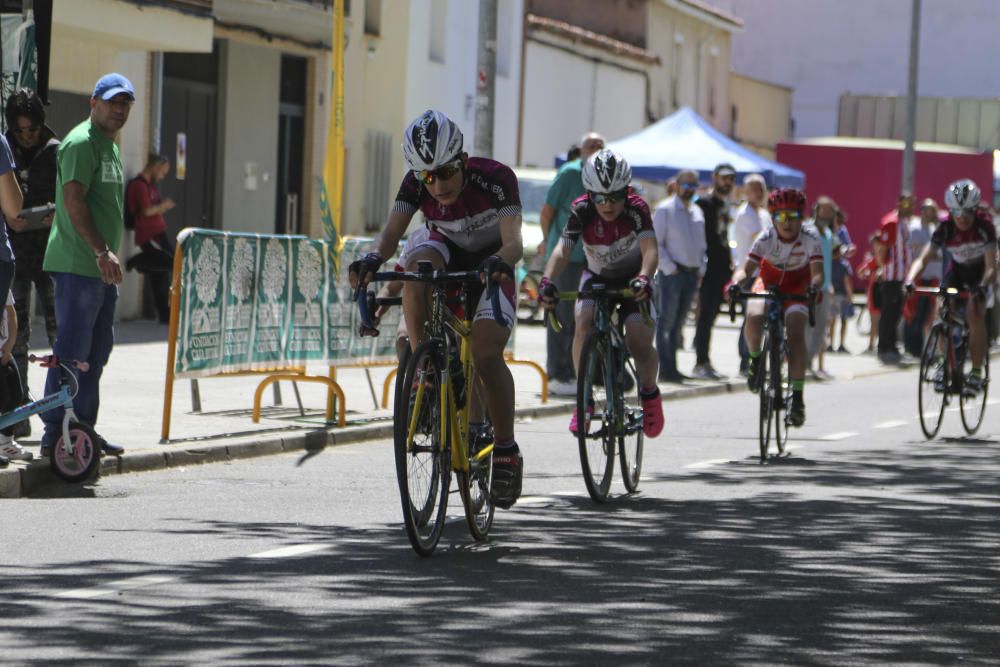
[{"xmin": 95, "ymin": 248, "xmax": 110, "ymax": 260}]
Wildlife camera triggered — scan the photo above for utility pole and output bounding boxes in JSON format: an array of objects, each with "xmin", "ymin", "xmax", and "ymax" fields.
[
  {"xmin": 474, "ymin": 0, "xmax": 497, "ymax": 158},
  {"xmin": 901, "ymin": 0, "xmax": 921, "ymax": 194}
]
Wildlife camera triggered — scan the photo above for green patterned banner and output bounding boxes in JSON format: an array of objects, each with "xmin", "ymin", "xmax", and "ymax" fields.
[{"xmin": 174, "ymin": 230, "xmax": 400, "ymax": 378}]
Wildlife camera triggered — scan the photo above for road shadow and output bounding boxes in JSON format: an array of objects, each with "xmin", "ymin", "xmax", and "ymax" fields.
[{"xmin": 4, "ymin": 442, "xmax": 1000, "ymax": 664}]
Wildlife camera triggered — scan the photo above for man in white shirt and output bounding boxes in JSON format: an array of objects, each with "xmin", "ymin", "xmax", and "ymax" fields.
[
  {"xmin": 731, "ymin": 173, "xmax": 771, "ymax": 375},
  {"xmin": 653, "ymin": 169, "xmax": 706, "ymax": 383},
  {"xmin": 903, "ymin": 197, "xmax": 942, "ymax": 356}
]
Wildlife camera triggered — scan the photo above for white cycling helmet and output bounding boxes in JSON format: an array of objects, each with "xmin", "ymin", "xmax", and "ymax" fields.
[
  {"xmin": 402, "ymin": 109, "xmax": 464, "ymax": 172},
  {"xmin": 944, "ymin": 178, "xmax": 981, "ymax": 213},
  {"xmin": 582, "ymin": 148, "xmax": 632, "ymax": 194}
]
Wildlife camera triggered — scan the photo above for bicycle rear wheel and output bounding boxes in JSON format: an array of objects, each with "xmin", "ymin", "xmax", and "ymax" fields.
[
  {"xmin": 918, "ymin": 325, "xmax": 947, "ymax": 439},
  {"xmin": 758, "ymin": 332, "xmax": 773, "ymax": 462},
  {"xmin": 577, "ymin": 332, "xmax": 615, "ymax": 502},
  {"xmin": 395, "ymin": 341, "xmax": 450, "ymax": 556},
  {"xmin": 49, "ymin": 422, "xmax": 100, "ymax": 483},
  {"xmin": 773, "ymin": 338, "xmax": 789, "ymax": 455},
  {"xmin": 459, "ymin": 379, "xmax": 494, "ymax": 541},
  {"xmin": 960, "ymin": 344, "xmax": 989, "ymax": 435},
  {"xmin": 617, "ymin": 354, "xmax": 644, "ymax": 494}
]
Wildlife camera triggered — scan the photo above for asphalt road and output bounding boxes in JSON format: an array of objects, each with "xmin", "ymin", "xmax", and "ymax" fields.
[{"xmin": 3, "ymin": 370, "xmax": 999, "ymax": 665}]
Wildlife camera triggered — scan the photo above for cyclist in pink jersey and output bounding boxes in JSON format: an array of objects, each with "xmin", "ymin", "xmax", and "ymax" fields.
[
  {"xmin": 537, "ymin": 149, "xmax": 664, "ymax": 439},
  {"xmin": 349, "ymin": 110, "xmax": 524, "ymax": 509},
  {"xmin": 729, "ymin": 188, "xmax": 824, "ymax": 427}
]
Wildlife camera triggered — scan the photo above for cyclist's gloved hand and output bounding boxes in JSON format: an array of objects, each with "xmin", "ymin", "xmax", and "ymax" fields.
[
  {"xmin": 807, "ymin": 285, "xmax": 823, "ymax": 304},
  {"xmin": 904, "ymin": 280, "xmax": 915, "ymax": 295},
  {"xmin": 538, "ymin": 276, "xmax": 560, "ymax": 309},
  {"xmin": 727, "ymin": 282, "xmax": 742, "ymax": 302},
  {"xmin": 479, "ymin": 254, "xmax": 515, "ymax": 284},
  {"xmin": 629, "ymin": 274, "xmax": 652, "ymax": 302},
  {"xmin": 349, "ymin": 252, "xmax": 384, "ymax": 290},
  {"xmin": 973, "ymin": 284, "xmax": 988, "ymax": 301}
]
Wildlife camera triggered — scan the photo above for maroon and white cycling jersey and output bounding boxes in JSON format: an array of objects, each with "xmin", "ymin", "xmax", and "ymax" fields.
[
  {"xmin": 561, "ymin": 193, "xmax": 654, "ymax": 279},
  {"xmin": 930, "ymin": 212, "xmax": 997, "ymax": 268},
  {"xmin": 392, "ymin": 157, "xmax": 521, "ymax": 253},
  {"xmin": 748, "ymin": 226, "xmax": 823, "ymax": 294}
]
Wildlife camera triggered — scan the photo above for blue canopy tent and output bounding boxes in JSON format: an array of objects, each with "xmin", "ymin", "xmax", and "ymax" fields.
[{"xmin": 603, "ymin": 107, "xmax": 805, "ymax": 188}]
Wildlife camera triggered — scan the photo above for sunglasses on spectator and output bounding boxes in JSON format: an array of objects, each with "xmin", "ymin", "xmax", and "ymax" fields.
[
  {"xmin": 679, "ymin": 182, "xmax": 698, "ymax": 191},
  {"xmin": 413, "ymin": 158, "xmax": 463, "ymax": 185},
  {"xmin": 773, "ymin": 210, "xmax": 803, "ymax": 223},
  {"xmin": 590, "ymin": 189, "xmax": 628, "ymax": 205}
]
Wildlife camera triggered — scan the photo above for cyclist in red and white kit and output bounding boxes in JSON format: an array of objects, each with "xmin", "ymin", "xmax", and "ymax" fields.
[
  {"xmin": 349, "ymin": 110, "xmax": 524, "ymax": 508},
  {"xmin": 906, "ymin": 178, "xmax": 996, "ymax": 393},
  {"xmin": 537, "ymin": 149, "xmax": 664, "ymax": 438},
  {"xmin": 729, "ymin": 188, "xmax": 823, "ymax": 427}
]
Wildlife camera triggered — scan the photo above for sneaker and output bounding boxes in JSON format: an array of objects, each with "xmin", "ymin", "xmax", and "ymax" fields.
[
  {"xmin": 786, "ymin": 396, "xmax": 806, "ymax": 427},
  {"xmin": 826, "ymin": 344, "xmax": 835, "ymax": 353},
  {"xmin": 641, "ymin": 390, "xmax": 664, "ymax": 438},
  {"xmin": 94, "ymin": 434, "xmax": 125, "ymax": 456},
  {"xmin": 963, "ymin": 374, "xmax": 985, "ymax": 397},
  {"xmin": 692, "ymin": 364, "xmax": 725, "ymax": 381},
  {"xmin": 933, "ymin": 366, "xmax": 946, "ymax": 393},
  {"xmin": 490, "ymin": 444, "xmax": 523, "ymax": 509},
  {"xmin": 548, "ymin": 379, "xmax": 577, "ymax": 397},
  {"xmin": 746, "ymin": 357, "xmax": 761, "ymax": 393},
  {"xmin": 569, "ymin": 404, "xmax": 594, "ymax": 435},
  {"xmin": 0, "ymin": 434, "xmax": 33, "ymax": 461},
  {"xmin": 658, "ymin": 371, "xmax": 687, "ymax": 384},
  {"xmin": 837, "ymin": 345, "xmax": 851, "ymax": 354}
]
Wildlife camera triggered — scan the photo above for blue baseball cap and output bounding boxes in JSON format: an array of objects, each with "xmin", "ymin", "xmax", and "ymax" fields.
[{"xmin": 92, "ymin": 73, "xmax": 135, "ymax": 101}]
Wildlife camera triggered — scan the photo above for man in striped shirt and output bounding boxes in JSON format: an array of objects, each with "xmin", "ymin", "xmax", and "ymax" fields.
[{"xmin": 876, "ymin": 192, "xmax": 915, "ymax": 364}]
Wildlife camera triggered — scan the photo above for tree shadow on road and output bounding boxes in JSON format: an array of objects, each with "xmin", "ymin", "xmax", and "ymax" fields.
[{"xmin": 4, "ymin": 441, "xmax": 1000, "ymax": 664}]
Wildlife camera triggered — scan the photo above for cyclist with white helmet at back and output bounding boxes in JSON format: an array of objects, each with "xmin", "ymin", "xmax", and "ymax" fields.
[
  {"xmin": 906, "ymin": 178, "xmax": 996, "ymax": 393},
  {"xmin": 537, "ymin": 149, "xmax": 664, "ymax": 439},
  {"xmin": 349, "ymin": 109, "xmax": 525, "ymax": 508}
]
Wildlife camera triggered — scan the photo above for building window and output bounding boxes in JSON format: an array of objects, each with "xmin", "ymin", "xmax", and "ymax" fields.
[
  {"xmin": 364, "ymin": 130, "xmax": 393, "ymax": 231},
  {"xmin": 429, "ymin": 0, "xmax": 446, "ymax": 64},
  {"xmin": 364, "ymin": 0, "xmax": 381, "ymax": 36}
]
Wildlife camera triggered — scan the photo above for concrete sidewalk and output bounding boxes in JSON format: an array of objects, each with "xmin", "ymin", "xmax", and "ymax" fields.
[{"xmin": 0, "ymin": 311, "xmax": 899, "ymax": 498}]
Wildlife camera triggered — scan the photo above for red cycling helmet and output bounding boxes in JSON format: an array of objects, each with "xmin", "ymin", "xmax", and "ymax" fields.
[{"xmin": 767, "ymin": 188, "xmax": 807, "ymax": 214}]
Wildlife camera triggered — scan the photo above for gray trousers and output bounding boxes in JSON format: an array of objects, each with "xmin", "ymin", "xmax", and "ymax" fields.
[
  {"xmin": 806, "ymin": 295, "xmax": 832, "ymax": 364},
  {"xmin": 546, "ymin": 262, "xmax": 584, "ymax": 383}
]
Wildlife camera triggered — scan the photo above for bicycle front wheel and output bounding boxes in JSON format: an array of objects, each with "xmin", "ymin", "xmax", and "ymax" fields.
[
  {"xmin": 758, "ymin": 332, "xmax": 773, "ymax": 462},
  {"xmin": 773, "ymin": 338, "xmax": 789, "ymax": 456},
  {"xmin": 918, "ymin": 325, "xmax": 947, "ymax": 439},
  {"xmin": 960, "ymin": 344, "xmax": 989, "ymax": 435},
  {"xmin": 395, "ymin": 341, "xmax": 450, "ymax": 556},
  {"xmin": 577, "ymin": 332, "xmax": 615, "ymax": 502},
  {"xmin": 618, "ymin": 354, "xmax": 644, "ymax": 493},
  {"xmin": 459, "ymin": 377, "xmax": 494, "ymax": 541},
  {"xmin": 49, "ymin": 421, "xmax": 101, "ymax": 483}
]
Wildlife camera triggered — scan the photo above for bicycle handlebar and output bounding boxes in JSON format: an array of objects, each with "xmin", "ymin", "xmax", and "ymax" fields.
[
  {"xmin": 545, "ymin": 286, "xmax": 651, "ymax": 333},
  {"xmin": 728, "ymin": 289, "xmax": 817, "ymax": 328},
  {"xmin": 29, "ymin": 354, "xmax": 89, "ymax": 372},
  {"xmin": 911, "ymin": 285, "xmax": 971, "ymax": 298}
]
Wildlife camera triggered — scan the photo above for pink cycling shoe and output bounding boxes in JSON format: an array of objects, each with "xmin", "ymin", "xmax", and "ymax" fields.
[
  {"xmin": 569, "ymin": 404, "xmax": 593, "ymax": 435},
  {"xmin": 641, "ymin": 389, "xmax": 664, "ymax": 438}
]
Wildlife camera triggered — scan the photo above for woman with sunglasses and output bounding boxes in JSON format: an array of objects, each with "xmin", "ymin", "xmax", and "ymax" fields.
[
  {"xmin": 348, "ymin": 109, "xmax": 525, "ymax": 510},
  {"xmin": 537, "ymin": 149, "xmax": 664, "ymax": 440},
  {"xmin": 728, "ymin": 188, "xmax": 824, "ymax": 427},
  {"xmin": 905, "ymin": 179, "xmax": 995, "ymax": 395}
]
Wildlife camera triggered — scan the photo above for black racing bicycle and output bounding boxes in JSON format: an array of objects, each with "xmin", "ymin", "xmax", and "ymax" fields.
[
  {"xmin": 730, "ymin": 287, "xmax": 815, "ymax": 463},
  {"xmin": 914, "ymin": 286, "xmax": 990, "ymax": 438},
  {"xmin": 550, "ymin": 283, "xmax": 648, "ymax": 502}
]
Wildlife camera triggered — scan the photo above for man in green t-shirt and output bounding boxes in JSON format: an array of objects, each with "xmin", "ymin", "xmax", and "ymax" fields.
[
  {"xmin": 39, "ymin": 73, "xmax": 134, "ymax": 457},
  {"xmin": 538, "ymin": 132, "xmax": 604, "ymax": 395}
]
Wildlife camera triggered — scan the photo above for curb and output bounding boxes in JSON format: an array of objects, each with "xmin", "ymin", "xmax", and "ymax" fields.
[{"xmin": 0, "ymin": 366, "xmax": 902, "ymax": 498}]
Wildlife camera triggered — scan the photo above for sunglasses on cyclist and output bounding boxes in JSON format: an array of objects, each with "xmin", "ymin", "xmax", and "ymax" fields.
[
  {"xmin": 773, "ymin": 210, "xmax": 803, "ymax": 223},
  {"xmin": 413, "ymin": 159, "xmax": 463, "ymax": 185},
  {"xmin": 590, "ymin": 188, "xmax": 628, "ymax": 205}
]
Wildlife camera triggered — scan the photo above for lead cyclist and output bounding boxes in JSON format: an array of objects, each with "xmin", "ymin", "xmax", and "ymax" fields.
[{"xmin": 348, "ymin": 110, "xmax": 525, "ymax": 509}]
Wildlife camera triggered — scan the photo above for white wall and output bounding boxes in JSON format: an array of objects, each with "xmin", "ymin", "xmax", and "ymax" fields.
[
  {"xmin": 712, "ymin": 0, "xmax": 1000, "ymax": 139},
  {"xmin": 520, "ymin": 41, "xmax": 646, "ymax": 168},
  {"xmin": 218, "ymin": 40, "xmax": 281, "ymax": 234}
]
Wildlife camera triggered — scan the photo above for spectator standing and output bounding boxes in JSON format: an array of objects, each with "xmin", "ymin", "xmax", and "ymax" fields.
[
  {"xmin": 652, "ymin": 169, "xmax": 705, "ymax": 383},
  {"xmin": 731, "ymin": 173, "xmax": 771, "ymax": 375},
  {"xmin": 0, "ymin": 291, "xmax": 29, "ymax": 463},
  {"xmin": 902, "ymin": 198, "xmax": 941, "ymax": 357},
  {"xmin": 0, "ymin": 135, "xmax": 23, "ymax": 468},
  {"xmin": 39, "ymin": 73, "xmax": 135, "ymax": 457},
  {"xmin": 876, "ymin": 192, "xmax": 915, "ymax": 364},
  {"xmin": 692, "ymin": 163, "xmax": 735, "ymax": 380},
  {"xmin": 3, "ymin": 89, "xmax": 58, "ymax": 436},
  {"xmin": 803, "ymin": 196, "xmax": 836, "ymax": 379},
  {"xmin": 538, "ymin": 131, "xmax": 604, "ymax": 395},
  {"xmin": 125, "ymin": 154, "xmax": 176, "ymax": 323},
  {"xmin": 858, "ymin": 233, "xmax": 882, "ymax": 354}
]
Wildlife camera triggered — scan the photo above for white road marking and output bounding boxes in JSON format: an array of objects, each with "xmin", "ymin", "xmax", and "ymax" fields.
[
  {"xmin": 247, "ymin": 544, "xmax": 331, "ymax": 559},
  {"xmin": 684, "ymin": 458, "xmax": 731, "ymax": 469},
  {"xmin": 55, "ymin": 575, "xmax": 177, "ymax": 600},
  {"xmin": 819, "ymin": 431, "xmax": 859, "ymax": 441},
  {"xmin": 874, "ymin": 420, "xmax": 907, "ymax": 429}
]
